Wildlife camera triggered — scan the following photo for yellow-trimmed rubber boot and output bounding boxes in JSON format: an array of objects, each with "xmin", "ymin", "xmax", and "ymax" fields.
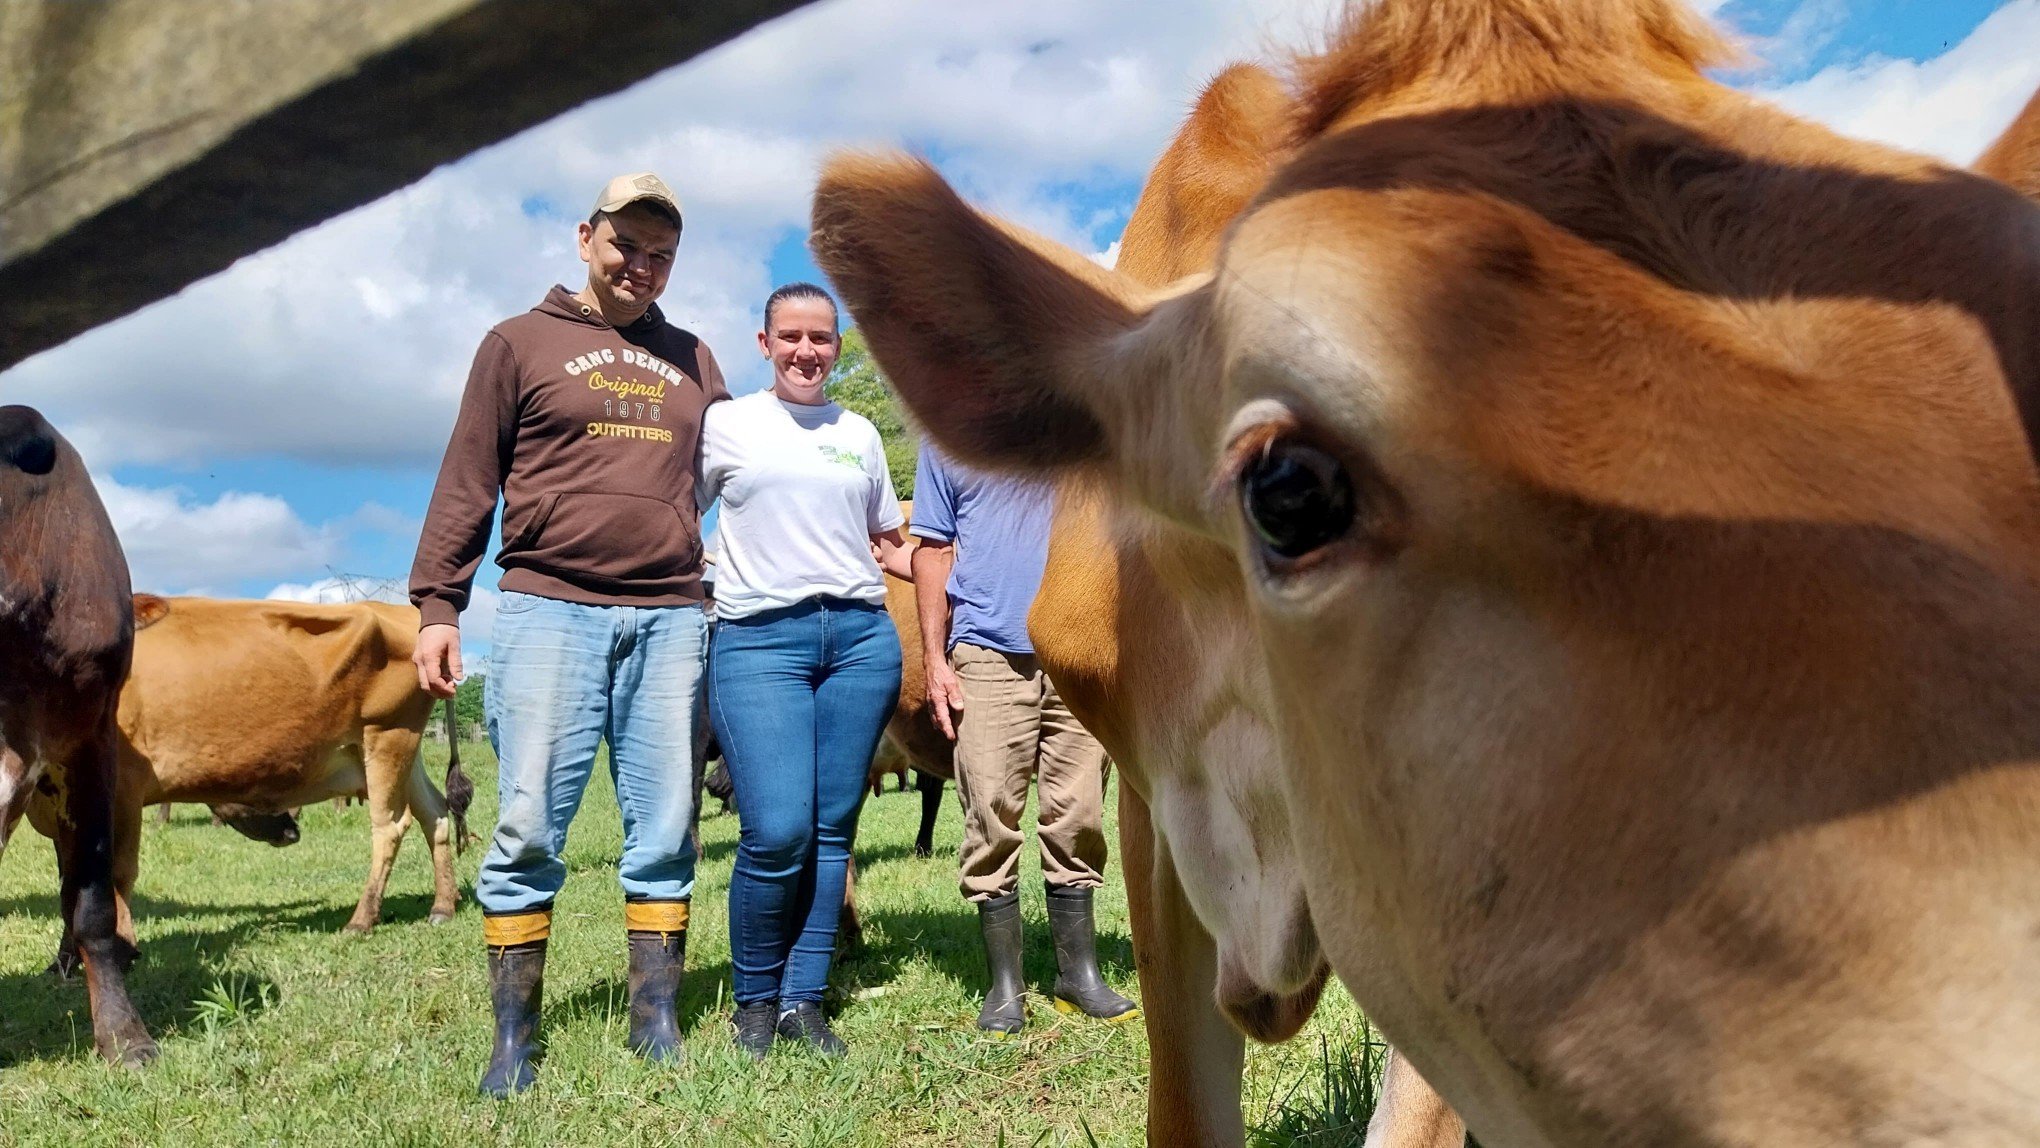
[
  {"xmin": 975, "ymin": 892, "xmax": 1026, "ymax": 1036},
  {"xmin": 1046, "ymin": 885, "xmax": 1138, "ymax": 1023},
  {"xmin": 624, "ymin": 899, "xmax": 689, "ymax": 1062}
]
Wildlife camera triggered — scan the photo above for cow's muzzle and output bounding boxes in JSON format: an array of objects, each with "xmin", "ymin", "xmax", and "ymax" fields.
[
  {"xmin": 0, "ymin": 406, "xmax": 58, "ymax": 476},
  {"xmin": 211, "ymin": 805, "xmax": 301, "ymax": 846},
  {"xmin": 1218, "ymin": 956, "xmax": 1331, "ymax": 1044}
]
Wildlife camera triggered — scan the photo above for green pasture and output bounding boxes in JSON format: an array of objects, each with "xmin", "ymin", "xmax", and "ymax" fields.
[{"xmin": 0, "ymin": 744, "xmax": 1382, "ymax": 1146}]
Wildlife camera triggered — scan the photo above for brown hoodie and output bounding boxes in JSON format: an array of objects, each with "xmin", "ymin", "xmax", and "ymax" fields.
[{"xmin": 409, "ymin": 286, "xmax": 729, "ymax": 628}]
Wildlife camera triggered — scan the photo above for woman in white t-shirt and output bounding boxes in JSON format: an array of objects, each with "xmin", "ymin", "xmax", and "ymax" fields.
[{"xmin": 698, "ymin": 282, "xmax": 910, "ymax": 1061}]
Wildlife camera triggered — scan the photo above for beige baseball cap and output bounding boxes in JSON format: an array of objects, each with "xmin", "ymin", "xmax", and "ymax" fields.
[{"xmin": 591, "ymin": 172, "xmax": 683, "ymax": 227}]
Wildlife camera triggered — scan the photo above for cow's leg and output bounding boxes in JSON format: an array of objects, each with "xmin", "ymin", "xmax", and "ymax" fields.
[
  {"xmin": 914, "ymin": 770, "xmax": 943, "ymax": 859},
  {"xmin": 110, "ymin": 754, "xmax": 145, "ymax": 956},
  {"xmin": 57, "ymin": 776, "xmax": 148, "ymax": 977},
  {"xmin": 155, "ymin": 802, "xmax": 171, "ymax": 826},
  {"xmin": 345, "ymin": 735, "xmax": 413, "ymax": 934},
  {"xmin": 837, "ymin": 852, "xmax": 863, "ymax": 957},
  {"xmin": 1122, "ymin": 785, "xmax": 1245, "ymax": 1146},
  {"xmin": 1365, "ymin": 1049, "xmax": 1467, "ymax": 1148},
  {"xmin": 60, "ymin": 729, "xmax": 155, "ymax": 1065},
  {"xmin": 401, "ymin": 741, "xmax": 460, "ymax": 925},
  {"xmin": 30, "ymin": 791, "xmax": 85, "ymax": 978}
]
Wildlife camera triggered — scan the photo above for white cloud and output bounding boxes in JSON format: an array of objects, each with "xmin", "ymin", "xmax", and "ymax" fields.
[
  {"xmin": 456, "ymin": 587, "xmax": 499, "ymax": 647},
  {"xmin": 1756, "ymin": 0, "xmax": 2040, "ymax": 165},
  {"xmin": 100, "ymin": 477, "xmax": 342, "ymax": 595},
  {"xmin": 0, "ymin": 0, "xmax": 1337, "ymax": 473},
  {"xmin": 3, "ymin": 0, "xmax": 2029, "ymax": 600},
  {"xmin": 264, "ymin": 574, "xmax": 408, "ymax": 605}
]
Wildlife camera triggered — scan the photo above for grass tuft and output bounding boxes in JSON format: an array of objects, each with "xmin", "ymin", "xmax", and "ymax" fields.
[
  {"xmin": 190, "ymin": 972, "xmax": 278, "ymax": 1038},
  {"xmin": 1248, "ymin": 1025, "xmax": 1387, "ymax": 1147}
]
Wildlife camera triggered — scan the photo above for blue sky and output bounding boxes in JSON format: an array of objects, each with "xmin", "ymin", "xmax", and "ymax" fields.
[{"xmin": 1, "ymin": 0, "xmax": 2034, "ymax": 661}]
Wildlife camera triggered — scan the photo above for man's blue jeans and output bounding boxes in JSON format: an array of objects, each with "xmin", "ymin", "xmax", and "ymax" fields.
[
  {"xmin": 710, "ymin": 598, "xmax": 901, "ymax": 1007},
  {"xmin": 478, "ymin": 591, "xmax": 706, "ymax": 914}
]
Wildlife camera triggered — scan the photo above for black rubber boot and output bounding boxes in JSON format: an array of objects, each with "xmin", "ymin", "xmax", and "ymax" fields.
[
  {"xmin": 732, "ymin": 1002, "xmax": 777, "ymax": 1062},
  {"xmin": 626, "ymin": 931, "xmax": 685, "ymax": 1062},
  {"xmin": 975, "ymin": 892, "xmax": 1026, "ymax": 1036},
  {"xmin": 479, "ymin": 941, "xmax": 545, "ymax": 1098},
  {"xmin": 1046, "ymin": 885, "xmax": 1139, "ymax": 1023},
  {"xmin": 775, "ymin": 1001, "xmax": 847, "ymax": 1057}
]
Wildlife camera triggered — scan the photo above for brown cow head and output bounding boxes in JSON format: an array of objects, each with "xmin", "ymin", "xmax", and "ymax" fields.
[
  {"xmin": 816, "ymin": 0, "xmax": 2040, "ymax": 1141},
  {"xmin": 209, "ymin": 804, "xmax": 301, "ymax": 847},
  {"xmin": 1024, "ymin": 64, "xmax": 1331, "ymax": 1045}
]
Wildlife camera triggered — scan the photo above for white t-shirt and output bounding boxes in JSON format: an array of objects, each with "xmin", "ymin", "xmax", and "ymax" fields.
[{"xmin": 698, "ymin": 391, "xmax": 905, "ymax": 620}]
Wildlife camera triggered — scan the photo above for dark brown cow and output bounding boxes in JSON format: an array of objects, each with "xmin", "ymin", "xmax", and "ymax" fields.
[{"xmin": 0, "ymin": 405, "xmax": 155, "ymax": 1065}]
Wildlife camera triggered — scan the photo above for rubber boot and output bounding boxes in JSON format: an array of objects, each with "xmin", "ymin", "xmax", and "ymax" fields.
[
  {"xmin": 626, "ymin": 931, "xmax": 686, "ymax": 1062},
  {"xmin": 479, "ymin": 941, "xmax": 545, "ymax": 1097},
  {"xmin": 976, "ymin": 892, "xmax": 1026, "ymax": 1036},
  {"xmin": 1046, "ymin": 885, "xmax": 1139, "ymax": 1022}
]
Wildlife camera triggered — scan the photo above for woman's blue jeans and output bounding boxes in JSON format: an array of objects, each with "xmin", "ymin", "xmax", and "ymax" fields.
[{"xmin": 710, "ymin": 598, "xmax": 901, "ymax": 1007}]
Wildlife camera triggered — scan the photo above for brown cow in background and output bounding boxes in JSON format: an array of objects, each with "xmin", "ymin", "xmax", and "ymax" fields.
[
  {"xmin": 31, "ymin": 596, "xmax": 471, "ymax": 972},
  {"xmin": 0, "ymin": 405, "xmax": 155, "ymax": 1065}
]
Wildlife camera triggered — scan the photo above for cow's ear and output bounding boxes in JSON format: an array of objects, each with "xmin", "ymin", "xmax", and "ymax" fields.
[
  {"xmin": 1976, "ymin": 86, "xmax": 2040, "ymax": 202},
  {"xmin": 811, "ymin": 154, "xmax": 1153, "ymax": 474},
  {"xmin": 132, "ymin": 594, "xmax": 170, "ymax": 630}
]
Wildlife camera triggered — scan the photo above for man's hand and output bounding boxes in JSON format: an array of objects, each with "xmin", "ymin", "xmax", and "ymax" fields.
[
  {"xmin": 415, "ymin": 623, "xmax": 464, "ymax": 699},
  {"xmin": 926, "ymin": 655, "xmax": 965, "ymax": 741}
]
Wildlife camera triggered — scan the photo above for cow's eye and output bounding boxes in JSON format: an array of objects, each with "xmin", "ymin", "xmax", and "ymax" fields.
[{"xmin": 1238, "ymin": 440, "xmax": 1354, "ymax": 561}]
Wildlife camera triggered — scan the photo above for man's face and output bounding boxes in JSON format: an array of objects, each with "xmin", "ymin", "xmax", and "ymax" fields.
[{"xmin": 578, "ymin": 204, "xmax": 679, "ymax": 317}]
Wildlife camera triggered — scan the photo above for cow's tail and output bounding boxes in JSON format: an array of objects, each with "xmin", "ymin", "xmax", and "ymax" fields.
[{"xmin": 442, "ymin": 697, "xmax": 475, "ymax": 853}]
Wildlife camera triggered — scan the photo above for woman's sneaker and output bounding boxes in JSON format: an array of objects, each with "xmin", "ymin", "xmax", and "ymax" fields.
[
  {"xmin": 732, "ymin": 1002, "xmax": 777, "ymax": 1062},
  {"xmin": 774, "ymin": 1001, "xmax": 847, "ymax": 1057}
]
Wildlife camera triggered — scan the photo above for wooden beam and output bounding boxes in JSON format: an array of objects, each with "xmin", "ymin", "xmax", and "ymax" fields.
[{"xmin": 0, "ymin": 0, "xmax": 810, "ymax": 369}]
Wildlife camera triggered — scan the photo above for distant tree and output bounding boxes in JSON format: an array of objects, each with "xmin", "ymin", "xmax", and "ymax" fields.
[
  {"xmin": 455, "ymin": 674, "xmax": 487, "ymax": 741},
  {"xmin": 827, "ymin": 328, "xmax": 917, "ymax": 499}
]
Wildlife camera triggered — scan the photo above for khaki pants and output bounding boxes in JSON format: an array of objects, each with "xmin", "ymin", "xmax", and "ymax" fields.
[{"xmin": 950, "ymin": 642, "xmax": 1108, "ymax": 902}]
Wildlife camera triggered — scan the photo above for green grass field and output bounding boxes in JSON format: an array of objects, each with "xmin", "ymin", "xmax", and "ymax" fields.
[{"xmin": 0, "ymin": 744, "xmax": 1381, "ymax": 1146}]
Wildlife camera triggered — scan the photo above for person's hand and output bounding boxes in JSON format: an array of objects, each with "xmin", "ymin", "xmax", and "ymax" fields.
[
  {"xmin": 926, "ymin": 657, "xmax": 965, "ymax": 740},
  {"xmin": 415, "ymin": 623, "xmax": 464, "ymax": 699}
]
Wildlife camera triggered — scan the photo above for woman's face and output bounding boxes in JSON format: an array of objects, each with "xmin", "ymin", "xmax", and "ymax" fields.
[{"xmin": 759, "ymin": 297, "xmax": 839, "ymax": 398}]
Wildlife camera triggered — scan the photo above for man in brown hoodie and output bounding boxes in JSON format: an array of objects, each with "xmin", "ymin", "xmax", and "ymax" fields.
[{"xmin": 409, "ymin": 173, "xmax": 727, "ymax": 1096}]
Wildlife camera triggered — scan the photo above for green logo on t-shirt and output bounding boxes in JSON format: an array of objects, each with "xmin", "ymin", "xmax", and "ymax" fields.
[{"xmin": 818, "ymin": 445, "xmax": 865, "ymax": 470}]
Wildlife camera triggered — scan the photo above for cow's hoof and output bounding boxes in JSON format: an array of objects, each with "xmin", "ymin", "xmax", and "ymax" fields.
[
  {"xmin": 341, "ymin": 920, "xmax": 374, "ymax": 936},
  {"xmin": 428, "ymin": 909, "xmax": 456, "ymax": 926},
  {"xmin": 108, "ymin": 1035, "xmax": 160, "ymax": 1068}
]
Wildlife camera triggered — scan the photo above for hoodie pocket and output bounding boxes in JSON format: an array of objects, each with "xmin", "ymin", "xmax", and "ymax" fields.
[{"xmin": 516, "ymin": 491, "xmax": 701, "ymax": 590}]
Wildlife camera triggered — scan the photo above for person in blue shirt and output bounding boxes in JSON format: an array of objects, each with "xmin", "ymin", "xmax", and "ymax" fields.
[{"xmin": 909, "ymin": 443, "xmax": 1138, "ymax": 1035}]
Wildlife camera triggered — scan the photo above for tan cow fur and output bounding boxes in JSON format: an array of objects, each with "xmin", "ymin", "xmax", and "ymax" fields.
[
  {"xmin": 34, "ymin": 596, "xmax": 462, "ymax": 942},
  {"xmin": 811, "ymin": 0, "xmax": 2040, "ymax": 1143},
  {"xmin": 1972, "ymin": 88, "xmax": 2040, "ymax": 203},
  {"xmin": 1037, "ymin": 65, "xmax": 1459, "ymax": 1147}
]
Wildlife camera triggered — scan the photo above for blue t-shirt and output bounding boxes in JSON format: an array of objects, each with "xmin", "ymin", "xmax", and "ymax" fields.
[{"xmin": 909, "ymin": 444, "xmax": 1054, "ymax": 655}]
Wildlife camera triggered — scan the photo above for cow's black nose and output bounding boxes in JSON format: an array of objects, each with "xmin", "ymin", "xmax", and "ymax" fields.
[{"xmin": 0, "ymin": 406, "xmax": 58, "ymax": 476}]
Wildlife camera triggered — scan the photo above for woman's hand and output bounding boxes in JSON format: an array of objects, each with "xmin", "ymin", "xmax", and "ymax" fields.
[{"xmin": 872, "ymin": 528, "xmax": 915, "ymax": 581}]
